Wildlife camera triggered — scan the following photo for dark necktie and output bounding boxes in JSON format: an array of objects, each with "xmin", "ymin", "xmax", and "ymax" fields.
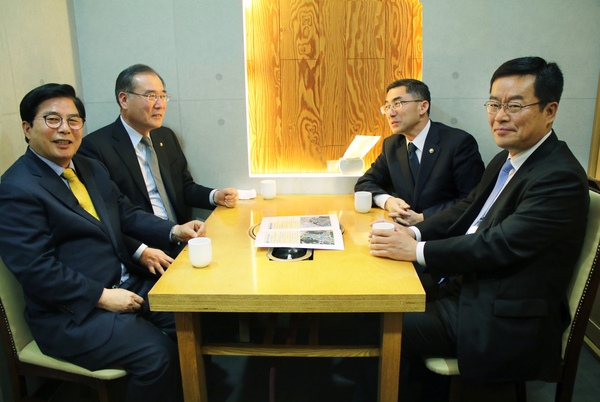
[
  {"xmin": 408, "ymin": 142, "xmax": 420, "ymax": 182},
  {"xmin": 61, "ymin": 168, "xmax": 100, "ymax": 220},
  {"xmin": 140, "ymin": 136, "xmax": 176, "ymax": 222}
]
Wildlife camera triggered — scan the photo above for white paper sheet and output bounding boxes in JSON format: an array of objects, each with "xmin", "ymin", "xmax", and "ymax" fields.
[
  {"xmin": 342, "ymin": 135, "xmax": 381, "ymax": 159},
  {"xmin": 254, "ymin": 214, "xmax": 344, "ymax": 250}
]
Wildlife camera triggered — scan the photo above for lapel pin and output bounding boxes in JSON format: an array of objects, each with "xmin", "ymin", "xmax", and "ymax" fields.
[
  {"xmin": 429, "ymin": 148, "xmax": 434, "ymax": 153},
  {"xmin": 160, "ymin": 142, "xmax": 164, "ymax": 147}
]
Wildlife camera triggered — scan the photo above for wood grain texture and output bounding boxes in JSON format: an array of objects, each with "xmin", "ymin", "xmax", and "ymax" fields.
[
  {"xmin": 149, "ymin": 195, "xmax": 425, "ymax": 402},
  {"xmin": 175, "ymin": 313, "xmax": 207, "ymax": 402},
  {"xmin": 246, "ymin": 0, "xmax": 422, "ymax": 173}
]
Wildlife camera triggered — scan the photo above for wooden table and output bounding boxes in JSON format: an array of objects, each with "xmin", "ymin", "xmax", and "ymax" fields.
[{"xmin": 148, "ymin": 194, "xmax": 425, "ymax": 401}]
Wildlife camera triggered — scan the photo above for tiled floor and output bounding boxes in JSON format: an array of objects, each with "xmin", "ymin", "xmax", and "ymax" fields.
[{"xmin": 46, "ymin": 342, "xmax": 600, "ymax": 401}]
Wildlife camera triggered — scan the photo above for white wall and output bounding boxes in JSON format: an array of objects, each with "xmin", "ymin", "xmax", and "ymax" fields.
[
  {"xmin": 72, "ymin": 0, "xmax": 600, "ymax": 196},
  {"xmin": 0, "ymin": 0, "xmax": 81, "ymax": 399},
  {"xmin": 1, "ymin": 0, "xmax": 599, "ymax": 398},
  {"xmin": 0, "ymin": 0, "xmax": 81, "ymax": 174},
  {"xmin": 421, "ymin": 0, "xmax": 600, "ymax": 166}
]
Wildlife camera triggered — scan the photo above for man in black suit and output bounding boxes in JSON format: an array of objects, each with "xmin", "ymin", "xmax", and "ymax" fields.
[
  {"xmin": 79, "ymin": 64, "xmax": 238, "ymax": 272},
  {"xmin": 0, "ymin": 83, "xmax": 207, "ymax": 402},
  {"xmin": 355, "ymin": 79, "xmax": 485, "ymax": 226},
  {"xmin": 369, "ymin": 57, "xmax": 589, "ymax": 397}
]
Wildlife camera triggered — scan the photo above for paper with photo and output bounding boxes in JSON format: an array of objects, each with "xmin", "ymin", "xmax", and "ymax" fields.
[{"xmin": 254, "ymin": 214, "xmax": 344, "ymax": 250}]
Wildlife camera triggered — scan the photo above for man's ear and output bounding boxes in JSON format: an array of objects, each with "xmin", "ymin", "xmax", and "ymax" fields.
[
  {"xmin": 419, "ymin": 100, "xmax": 430, "ymax": 116},
  {"xmin": 545, "ymin": 101, "xmax": 558, "ymax": 125},
  {"xmin": 117, "ymin": 92, "xmax": 129, "ymax": 110},
  {"xmin": 22, "ymin": 121, "xmax": 32, "ymax": 143}
]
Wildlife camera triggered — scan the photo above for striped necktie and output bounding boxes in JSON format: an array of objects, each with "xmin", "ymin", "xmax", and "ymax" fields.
[
  {"xmin": 469, "ymin": 159, "xmax": 514, "ymax": 230},
  {"xmin": 140, "ymin": 136, "xmax": 176, "ymax": 222},
  {"xmin": 61, "ymin": 168, "xmax": 100, "ymax": 220}
]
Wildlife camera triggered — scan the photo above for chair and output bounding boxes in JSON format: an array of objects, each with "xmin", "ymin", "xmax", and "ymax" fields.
[
  {"xmin": 423, "ymin": 183, "xmax": 600, "ymax": 402},
  {"xmin": 0, "ymin": 257, "xmax": 127, "ymax": 402}
]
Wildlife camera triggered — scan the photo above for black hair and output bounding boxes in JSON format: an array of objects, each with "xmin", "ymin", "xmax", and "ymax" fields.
[
  {"xmin": 19, "ymin": 83, "xmax": 85, "ymax": 143},
  {"xmin": 490, "ymin": 56, "xmax": 563, "ymax": 109},
  {"xmin": 114, "ymin": 64, "xmax": 166, "ymax": 106},
  {"xmin": 386, "ymin": 78, "xmax": 431, "ymax": 115}
]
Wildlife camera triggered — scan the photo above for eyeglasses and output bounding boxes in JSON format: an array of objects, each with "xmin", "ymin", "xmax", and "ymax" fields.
[
  {"xmin": 484, "ymin": 101, "xmax": 540, "ymax": 115},
  {"xmin": 380, "ymin": 99, "xmax": 423, "ymax": 114},
  {"xmin": 38, "ymin": 114, "xmax": 85, "ymax": 130},
  {"xmin": 127, "ymin": 91, "xmax": 171, "ymax": 103}
]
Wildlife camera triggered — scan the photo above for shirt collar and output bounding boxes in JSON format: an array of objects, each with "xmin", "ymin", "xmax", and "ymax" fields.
[
  {"xmin": 120, "ymin": 115, "xmax": 146, "ymax": 148},
  {"xmin": 509, "ymin": 130, "xmax": 553, "ymax": 172},
  {"xmin": 408, "ymin": 119, "xmax": 431, "ymax": 150},
  {"xmin": 29, "ymin": 147, "xmax": 75, "ymax": 176}
]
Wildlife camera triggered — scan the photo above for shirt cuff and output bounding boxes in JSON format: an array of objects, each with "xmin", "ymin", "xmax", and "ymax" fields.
[
  {"xmin": 408, "ymin": 226, "xmax": 422, "ymax": 241},
  {"xmin": 373, "ymin": 194, "xmax": 391, "ymax": 209},
  {"xmin": 132, "ymin": 244, "xmax": 148, "ymax": 261},
  {"xmin": 416, "ymin": 241, "xmax": 427, "ymax": 267},
  {"xmin": 209, "ymin": 189, "xmax": 219, "ymax": 206}
]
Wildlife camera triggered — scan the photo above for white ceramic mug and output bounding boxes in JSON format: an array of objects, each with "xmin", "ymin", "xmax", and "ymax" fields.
[
  {"xmin": 372, "ymin": 222, "xmax": 395, "ymax": 232},
  {"xmin": 354, "ymin": 191, "xmax": 372, "ymax": 213},
  {"xmin": 188, "ymin": 237, "xmax": 212, "ymax": 267},
  {"xmin": 261, "ymin": 180, "xmax": 277, "ymax": 200}
]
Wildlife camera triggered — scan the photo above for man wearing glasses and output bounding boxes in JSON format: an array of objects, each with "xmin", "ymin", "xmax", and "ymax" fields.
[
  {"xmin": 368, "ymin": 57, "xmax": 589, "ymax": 399},
  {"xmin": 0, "ymin": 83, "xmax": 208, "ymax": 402},
  {"xmin": 355, "ymin": 78, "xmax": 485, "ymax": 226},
  {"xmin": 79, "ymin": 64, "xmax": 238, "ymax": 274}
]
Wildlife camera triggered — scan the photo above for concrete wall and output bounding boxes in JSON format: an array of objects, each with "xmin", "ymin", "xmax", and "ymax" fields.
[
  {"xmin": 71, "ymin": 0, "xmax": 600, "ymax": 195},
  {"xmin": 1, "ymin": 0, "xmax": 600, "ymax": 398},
  {"xmin": 0, "ymin": 0, "xmax": 80, "ymax": 399}
]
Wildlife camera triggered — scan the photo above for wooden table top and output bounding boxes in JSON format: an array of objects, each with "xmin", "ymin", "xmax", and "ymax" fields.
[{"xmin": 148, "ymin": 194, "xmax": 425, "ymax": 313}]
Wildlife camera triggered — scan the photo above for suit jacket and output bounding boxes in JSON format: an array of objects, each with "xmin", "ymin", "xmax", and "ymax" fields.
[
  {"xmin": 78, "ymin": 118, "xmax": 214, "ymax": 255},
  {"xmin": 0, "ymin": 150, "xmax": 175, "ymax": 358},
  {"xmin": 355, "ymin": 121, "xmax": 484, "ymax": 218},
  {"xmin": 416, "ymin": 131, "xmax": 589, "ymax": 381}
]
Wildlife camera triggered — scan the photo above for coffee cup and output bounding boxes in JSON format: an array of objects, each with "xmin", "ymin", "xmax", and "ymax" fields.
[
  {"xmin": 354, "ymin": 191, "xmax": 372, "ymax": 213},
  {"xmin": 261, "ymin": 180, "xmax": 276, "ymax": 200},
  {"xmin": 188, "ymin": 237, "xmax": 212, "ymax": 267},
  {"xmin": 372, "ymin": 222, "xmax": 395, "ymax": 232}
]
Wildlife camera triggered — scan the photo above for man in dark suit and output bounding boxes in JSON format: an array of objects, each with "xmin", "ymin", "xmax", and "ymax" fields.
[
  {"xmin": 355, "ymin": 79, "xmax": 485, "ymax": 226},
  {"xmin": 369, "ymin": 57, "xmax": 589, "ymax": 398},
  {"xmin": 79, "ymin": 64, "xmax": 238, "ymax": 272},
  {"xmin": 0, "ymin": 84, "xmax": 207, "ymax": 402}
]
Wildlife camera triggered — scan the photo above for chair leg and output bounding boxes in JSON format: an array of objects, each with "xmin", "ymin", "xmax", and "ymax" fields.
[
  {"xmin": 554, "ymin": 381, "xmax": 575, "ymax": 402},
  {"xmin": 516, "ymin": 381, "xmax": 527, "ymax": 402},
  {"xmin": 448, "ymin": 376, "xmax": 463, "ymax": 402}
]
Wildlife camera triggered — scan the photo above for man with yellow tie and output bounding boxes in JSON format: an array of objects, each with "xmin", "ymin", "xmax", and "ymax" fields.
[{"xmin": 0, "ymin": 84, "xmax": 204, "ymax": 402}]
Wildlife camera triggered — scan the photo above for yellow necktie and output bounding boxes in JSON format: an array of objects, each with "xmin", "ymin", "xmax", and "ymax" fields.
[{"xmin": 61, "ymin": 168, "xmax": 100, "ymax": 220}]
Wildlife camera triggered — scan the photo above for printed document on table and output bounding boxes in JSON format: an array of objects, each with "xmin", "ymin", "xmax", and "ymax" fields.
[{"xmin": 254, "ymin": 214, "xmax": 344, "ymax": 250}]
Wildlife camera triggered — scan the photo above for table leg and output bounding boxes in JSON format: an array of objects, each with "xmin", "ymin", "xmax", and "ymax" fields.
[
  {"xmin": 175, "ymin": 312, "xmax": 208, "ymax": 402},
  {"xmin": 378, "ymin": 312, "xmax": 403, "ymax": 402}
]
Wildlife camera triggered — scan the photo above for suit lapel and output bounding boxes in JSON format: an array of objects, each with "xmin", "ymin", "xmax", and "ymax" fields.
[
  {"xmin": 111, "ymin": 120, "xmax": 153, "ymax": 204},
  {"xmin": 149, "ymin": 131, "xmax": 177, "ymax": 210},
  {"xmin": 413, "ymin": 125, "xmax": 441, "ymax": 204},
  {"xmin": 479, "ymin": 132, "xmax": 560, "ymax": 227},
  {"xmin": 394, "ymin": 136, "xmax": 416, "ymax": 196},
  {"xmin": 24, "ymin": 151, "xmax": 110, "ymax": 233},
  {"xmin": 71, "ymin": 156, "xmax": 120, "ymax": 248}
]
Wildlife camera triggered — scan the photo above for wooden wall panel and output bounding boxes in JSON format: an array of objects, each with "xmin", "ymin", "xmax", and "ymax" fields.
[
  {"xmin": 247, "ymin": 1, "xmax": 282, "ymax": 173},
  {"xmin": 346, "ymin": 1, "xmax": 385, "ymax": 59},
  {"xmin": 246, "ymin": 0, "xmax": 422, "ymax": 174},
  {"xmin": 281, "ymin": 0, "xmax": 319, "ymax": 60}
]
